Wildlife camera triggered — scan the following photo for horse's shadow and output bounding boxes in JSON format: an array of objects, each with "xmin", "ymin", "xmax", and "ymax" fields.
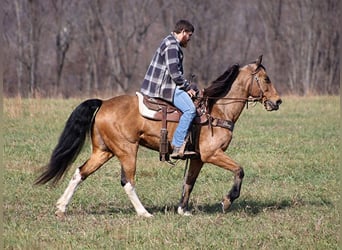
[
  {"xmin": 84, "ymin": 197, "xmax": 333, "ymax": 216},
  {"xmin": 195, "ymin": 197, "xmax": 333, "ymax": 216}
]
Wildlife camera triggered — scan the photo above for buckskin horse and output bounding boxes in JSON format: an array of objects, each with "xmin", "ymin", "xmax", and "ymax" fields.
[{"xmin": 35, "ymin": 55, "xmax": 282, "ymax": 217}]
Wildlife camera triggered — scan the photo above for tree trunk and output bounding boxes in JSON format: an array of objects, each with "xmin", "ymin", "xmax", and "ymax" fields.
[
  {"xmin": 29, "ymin": 0, "xmax": 38, "ymax": 98},
  {"xmin": 14, "ymin": 0, "xmax": 23, "ymax": 97}
]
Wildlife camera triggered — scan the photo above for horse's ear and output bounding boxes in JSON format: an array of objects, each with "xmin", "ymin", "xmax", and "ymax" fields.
[{"xmin": 256, "ymin": 55, "xmax": 263, "ymax": 66}]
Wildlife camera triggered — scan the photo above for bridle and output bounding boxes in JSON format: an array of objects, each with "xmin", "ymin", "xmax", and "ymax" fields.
[
  {"xmin": 191, "ymin": 65, "xmax": 268, "ymax": 132},
  {"xmin": 246, "ymin": 66, "xmax": 266, "ymax": 107},
  {"xmin": 198, "ymin": 65, "xmax": 266, "ymax": 108}
]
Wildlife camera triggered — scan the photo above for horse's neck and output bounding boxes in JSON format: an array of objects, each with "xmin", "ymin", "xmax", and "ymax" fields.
[{"xmin": 214, "ymin": 79, "xmax": 248, "ymax": 122}]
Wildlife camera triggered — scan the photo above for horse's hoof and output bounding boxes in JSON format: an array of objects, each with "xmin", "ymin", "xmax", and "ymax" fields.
[
  {"xmin": 55, "ymin": 210, "xmax": 65, "ymax": 219},
  {"xmin": 183, "ymin": 211, "xmax": 192, "ymax": 216},
  {"xmin": 177, "ymin": 206, "xmax": 192, "ymax": 216},
  {"xmin": 177, "ymin": 206, "xmax": 185, "ymax": 215},
  {"xmin": 138, "ymin": 212, "xmax": 154, "ymax": 218},
  {"xmin": 221, "ymin": 197, "xmax": 232, "ymax": 213}
]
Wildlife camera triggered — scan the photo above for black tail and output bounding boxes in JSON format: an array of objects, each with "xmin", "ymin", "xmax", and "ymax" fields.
[{"xmin": 35, "ymin": 99, "xmax": 102, "ymax": 185}]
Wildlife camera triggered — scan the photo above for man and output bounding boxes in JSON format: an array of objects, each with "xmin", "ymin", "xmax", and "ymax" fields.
[{"xmin": 141, "ymin": 20, "xmax": 198, "ymax": 159}]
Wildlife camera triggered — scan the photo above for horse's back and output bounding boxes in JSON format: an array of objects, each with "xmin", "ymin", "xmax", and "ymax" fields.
[
  {"xmin": 101, "ymin": 95, "xmax": 139, "ymax": 118},
  {"xmin": 94, "ymin": 94, "xmax": 170, "ymax": 151},
  {"xmin": 93, "ymin": 95, "xmax": 144, "ymax": 142}
]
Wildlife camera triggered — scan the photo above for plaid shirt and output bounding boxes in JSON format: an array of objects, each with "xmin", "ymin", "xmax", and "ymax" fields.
[{"xmin": 141, "ymin": 33, "xmax": 189, "ymax": 102}]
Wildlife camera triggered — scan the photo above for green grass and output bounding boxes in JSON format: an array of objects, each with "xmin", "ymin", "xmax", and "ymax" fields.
[{"xmin": 3, "ymin": 96, "xmax": 340, "ymax": 249}]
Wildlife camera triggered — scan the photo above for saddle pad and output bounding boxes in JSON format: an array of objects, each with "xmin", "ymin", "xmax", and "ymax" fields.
[{"xmin": 136, "ymin": 92, "xmax": 181, "ymax": 122}]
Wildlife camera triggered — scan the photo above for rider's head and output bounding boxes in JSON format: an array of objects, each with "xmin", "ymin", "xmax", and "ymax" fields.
[{"xmin": 173, "ymin": 20, "xmax": 194, "ymax": 48}]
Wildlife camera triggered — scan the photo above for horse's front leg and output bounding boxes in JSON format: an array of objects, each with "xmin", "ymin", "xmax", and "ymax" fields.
[
  {"xmin": 221, "ymin": 164, "xmax": 244, "ymax": 212},
  {"xmin": 204, "ymin": 150, "xmax": 244, "ymax": 212},
  {"xmin": 177, "ymin": 159, "xmax": 203, "ymax": 216}
]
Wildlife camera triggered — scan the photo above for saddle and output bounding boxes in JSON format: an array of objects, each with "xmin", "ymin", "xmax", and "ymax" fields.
[
  {"xmin": 136, "ymin": 92, "xmax": 235, "ymax": 161},
  {"xmin": 136, "ymin": 92, "xmax": 208, "ymax": 161},
  {"xmin": 136, "ymin": 92, "xmax": 208, "ymax": 124}
]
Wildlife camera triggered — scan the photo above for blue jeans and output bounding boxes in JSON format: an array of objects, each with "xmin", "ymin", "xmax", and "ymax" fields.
[{"xmin": 172, "ymin": 88, "xmax": 197, "ymax": 147}]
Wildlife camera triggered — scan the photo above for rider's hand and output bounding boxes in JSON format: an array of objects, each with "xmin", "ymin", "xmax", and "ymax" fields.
[
  {"xmin": 186, "ymin": 82, "xmax": 199, "ymax": 96},
  {"xmin": 187, "ymin": 88, "xmax": 197, "ymax": 98}
]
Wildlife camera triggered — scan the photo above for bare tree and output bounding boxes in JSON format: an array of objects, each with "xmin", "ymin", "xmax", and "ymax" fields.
[
  {"xmin": 105, "ymin": 0, "xmax": 163, "ymax": 93},
  {"xmin": 257, "ymin": 0, "xmax": 339, "ymax": 95},
  {"xmin": 3, "ymin": 0, "xmax": 339, "ymax": 97},
  {"xmin": 28, "ymin": 0, "xmax": 41, "ymax": 97},
  {"xmin": 14, "ymin": 0, "xmax": 23, "ymax": 96},
  {"xmin": 51, "ymin": 0, "xmax": 70, "ymax": 96}
]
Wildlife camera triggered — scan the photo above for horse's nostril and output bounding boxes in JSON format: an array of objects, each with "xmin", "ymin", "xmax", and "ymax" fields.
[{"xmin": 276, "ymin": 99, "xmax": 282, "ymax": 106}]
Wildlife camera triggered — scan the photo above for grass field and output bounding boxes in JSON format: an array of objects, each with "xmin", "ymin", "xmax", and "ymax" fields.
[{"xmin": 3, "ymin": 96, "xmax": 340, "ymax": 249}]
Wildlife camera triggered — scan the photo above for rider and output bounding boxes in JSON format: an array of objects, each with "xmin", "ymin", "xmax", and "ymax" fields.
[{"xmin": 140, "ymin": 19, "xmax": 198, "ymax": 159}]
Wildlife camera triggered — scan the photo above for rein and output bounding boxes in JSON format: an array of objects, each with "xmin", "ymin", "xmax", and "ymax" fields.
[
  {"xmin": 201, "ymin": 95, "xmax": 262, "ymax": 106},
  {"xmin": 200, "ymin": 66, "xmax": 265, "ymax": 107},
  {"xmin": 194, "ymin": 69, "xmax": 265, "ymax": 133},
  {"xmin": 211, "ymin": 67, "xmax": 264, "ymax": 104}
]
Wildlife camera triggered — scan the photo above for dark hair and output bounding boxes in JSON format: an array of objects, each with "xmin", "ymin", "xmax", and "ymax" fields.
[
  {"xmin": 203, "ymin": 64, "xmax": 240, "ymax": 111},
  {"xmin": 174, "ymin": 20, "xmax": 195, "ymax": 34}
]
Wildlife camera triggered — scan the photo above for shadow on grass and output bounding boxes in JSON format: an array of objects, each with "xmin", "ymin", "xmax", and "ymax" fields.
[
  {"xmin": 194, "ymin": 197, "xmax": 333, "ymax": 215},
  {"xmin": 82, "ymin": 196, "xmax": 333, "ymax": 216}
]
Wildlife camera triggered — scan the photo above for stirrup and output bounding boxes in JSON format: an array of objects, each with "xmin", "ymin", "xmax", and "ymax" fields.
[{"xmin": 170, "ymin": 146, "xmax": 199, "ymax": 160}]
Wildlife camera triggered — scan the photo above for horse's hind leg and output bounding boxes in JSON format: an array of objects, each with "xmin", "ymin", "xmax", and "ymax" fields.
[
  {"xmin": 119, "ymin": 153, "xmax": 153, "ymax": 218},
  {"xmin": 55, "ymin": 150, "xmax": 112, "ymax": 217}
]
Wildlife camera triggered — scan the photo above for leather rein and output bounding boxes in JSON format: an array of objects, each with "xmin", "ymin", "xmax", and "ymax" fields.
[
  {"xmin": 195, "ymin": 67, "xmax": 265, "ymax": 133},
  {"xmin": 204, "ymin": 66, "xmax": 265, "ymax": 105}
]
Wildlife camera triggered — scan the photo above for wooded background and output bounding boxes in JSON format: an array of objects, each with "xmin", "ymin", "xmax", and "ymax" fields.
[{"xmin": 3, "ymin": 0, "xmax": 340, "ymax": 98}]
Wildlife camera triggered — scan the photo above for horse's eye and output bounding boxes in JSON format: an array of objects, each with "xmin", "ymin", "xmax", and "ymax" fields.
[{"xmin": 264, "ymin": 76, "xmax": 271, "ymax": 83}]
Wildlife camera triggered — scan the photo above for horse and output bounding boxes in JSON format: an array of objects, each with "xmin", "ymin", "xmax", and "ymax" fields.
[{"xmin": 35, "ymin": 55, "xmax": 282, "ymax": 218}]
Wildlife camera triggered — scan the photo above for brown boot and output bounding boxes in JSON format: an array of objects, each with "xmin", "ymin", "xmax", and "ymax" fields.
[
  {"xmin": 170, "ymin": 146, "xmax": 199, "ymax": 160},
  {"xmin": 170, "ymin": 146, "xmax": 183, "ymax": 159}
]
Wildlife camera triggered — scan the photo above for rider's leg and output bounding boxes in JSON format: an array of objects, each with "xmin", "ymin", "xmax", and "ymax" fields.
[{"xmin": 171, "ymin": 88, "xmax": 196, "ymax": 157}]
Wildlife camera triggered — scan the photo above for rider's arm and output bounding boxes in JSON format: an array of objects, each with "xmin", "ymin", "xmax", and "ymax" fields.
[{"xmin": 164, "ymin": 44, "xmax": 189, "ymax": 90}]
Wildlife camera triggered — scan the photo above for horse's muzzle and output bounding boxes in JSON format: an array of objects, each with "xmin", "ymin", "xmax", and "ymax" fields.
[{"xmin": 264, "ymin": 99, "xmax": 282, "ymax": 111}]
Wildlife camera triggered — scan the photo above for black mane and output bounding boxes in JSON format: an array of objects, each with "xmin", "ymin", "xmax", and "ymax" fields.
[{"xmin": 203, "ymin": 63, "xmax": 240, "ymax": 110}]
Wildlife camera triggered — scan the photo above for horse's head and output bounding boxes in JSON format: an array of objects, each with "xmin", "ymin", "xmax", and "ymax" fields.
[{"xmin": 247, "ymin": 55, "xmax": 282, "ymax": 111}]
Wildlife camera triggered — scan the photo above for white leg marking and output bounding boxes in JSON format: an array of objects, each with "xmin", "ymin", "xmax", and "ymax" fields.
[
  {"xmin": 56, "ymin": 168, "xmax": 82, "ymax": 213},
  {"xmin": 177, "ymin": 206, "xmax": 192, "ymax": 216},
  {"xmin": 124, "ymin": 183, "xmax": 153, "ymax": 217}
]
